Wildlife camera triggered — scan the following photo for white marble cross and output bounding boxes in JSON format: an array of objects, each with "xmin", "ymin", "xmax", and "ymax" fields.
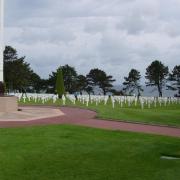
[{"xmin": 0, "ymin": 0, "xmax": 4, "ymax": 82}]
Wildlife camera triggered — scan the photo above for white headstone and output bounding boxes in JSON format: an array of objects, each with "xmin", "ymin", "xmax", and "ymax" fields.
[{"xmin": 0, "ymin": 0, "xmax": 4, "ymax": 82}]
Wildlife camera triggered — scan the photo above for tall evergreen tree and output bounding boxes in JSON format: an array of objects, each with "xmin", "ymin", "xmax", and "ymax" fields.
[
  {"xmin": 4, "ymin": 46, "xmax": 35, "ymax": 92},
  {"xmin": 87, "ymin": 68, "xmax": 115, "ymax": 95},
  {"xmin": 168, "ymin": 65, "xmax": 180, "ymax": 97},
  {"xmin": 28, "ymin": 73, "xmax": 48, "ymax": 93},
  {"xmin": 76, "ymin": 75, "xmax": 88, "ymax": 94},
  {"xmin": 123, "ymin": 69, "xmax": 143, "ymax": 96},
  {"xmin": 55, "ymin": 68, "xmax": 65, "ymax": 98},
  {"xmin": 145, "ymin": 60, "xmax": 169, "ymax": 97},
  {"xmin": 49, "ymin": 64, "xmax": 77, "ymax": 94}
]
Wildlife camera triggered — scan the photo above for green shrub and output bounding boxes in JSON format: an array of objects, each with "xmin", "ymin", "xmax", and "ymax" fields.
[{"xmin": 55, "ymin": 68, "xmax": 65, "ymax": 98}]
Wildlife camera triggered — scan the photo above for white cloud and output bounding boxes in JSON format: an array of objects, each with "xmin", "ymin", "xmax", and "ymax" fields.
[{"xmin": 4, "ymin": 0, "xmax": 180, "ymax": 84}]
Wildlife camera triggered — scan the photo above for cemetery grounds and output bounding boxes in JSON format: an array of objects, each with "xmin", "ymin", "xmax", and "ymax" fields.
[
  {"xmin": 0, "ymin": 93, "xmax": 179, "ymax": 180},
  {"xmin": 19, "ymin": 93, "xmax": 180, "ymax": 127}
]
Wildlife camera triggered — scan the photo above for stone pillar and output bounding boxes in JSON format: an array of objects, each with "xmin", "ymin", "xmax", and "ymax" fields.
[{"xmin": 0, "ymin": 0, "xmax": 4, "ymax": 82}]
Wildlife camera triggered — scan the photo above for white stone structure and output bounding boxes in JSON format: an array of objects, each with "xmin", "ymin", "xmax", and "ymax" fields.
[{"xmin": 0, "ymin": 0, "xmax": 4, "ymax": 82}]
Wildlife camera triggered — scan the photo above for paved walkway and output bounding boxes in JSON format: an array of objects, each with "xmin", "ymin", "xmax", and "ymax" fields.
[
  {"xmin": 0, "ymin": 106, "xmax": 180, "ymax": 137},
  {"xmin": 0, "ymin": 107, "xmax": 64, "ymax": 121}
]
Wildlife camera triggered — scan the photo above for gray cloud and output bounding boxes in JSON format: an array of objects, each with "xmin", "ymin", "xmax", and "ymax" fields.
[
  {"xmin": 14, "ymin": 26, "xmax": 76, "ymax": 44},
  {"xmin": 4, "ymin": 0, "xmax": 180, "ymax": 84}
]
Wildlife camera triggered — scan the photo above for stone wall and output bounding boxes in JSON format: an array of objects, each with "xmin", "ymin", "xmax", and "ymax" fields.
[{"xmin": 0, "ymin": 96, "xmax": 18, "ymax": 112}]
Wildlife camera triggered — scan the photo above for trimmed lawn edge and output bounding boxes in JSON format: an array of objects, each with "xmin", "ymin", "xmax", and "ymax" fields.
[{"xmin": 19, "ymin": 104, "xmax": 180, "ymax": 129}]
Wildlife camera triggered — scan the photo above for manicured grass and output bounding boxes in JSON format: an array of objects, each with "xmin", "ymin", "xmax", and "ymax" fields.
[
  {"xmin": 0, "ymin": 125, "xmax": 179, "ymax": 180},
  {"xmin": 85, "ymin": 102, "xmax": 180, "ymax": 127},
  {"xmin": 20, "ymin": 98, "xmax": 180, "ymax": 127}
]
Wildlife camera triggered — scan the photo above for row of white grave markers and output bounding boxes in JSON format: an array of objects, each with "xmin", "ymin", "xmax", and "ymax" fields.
[
  {"xmin": 9, "ymin": 93, "xmax": 180, "ymax": 109},
  {"xmin": 9, "ymin": 93, "xmax": 58, "ymax": 104},
  {"xmin": 112, "ymin": 96, "xmax": 179, "ymax": 109}
]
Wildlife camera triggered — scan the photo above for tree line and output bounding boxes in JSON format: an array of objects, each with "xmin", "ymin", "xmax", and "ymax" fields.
[{"xmin": 3, "ymin": 46, "xmax": 180, "ymax": 97}]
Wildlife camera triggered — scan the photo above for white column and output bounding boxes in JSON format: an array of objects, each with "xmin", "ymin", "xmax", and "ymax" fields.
[{"xmin": 0, "ymin": 0, "xmax": 4, "ymax": 82}]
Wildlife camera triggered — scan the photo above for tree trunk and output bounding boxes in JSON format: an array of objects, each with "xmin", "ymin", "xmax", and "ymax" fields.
[
  {"xmin": 175, "ymin": 89, "xmax": 180, "ymax": 97},
  {"xmin": 0, "ymin": 81, "xmax": 5, "ymax": 96},
  {"xmin": 157, "ymin": 84, "xmax": 162, "ymax": 97},
  {"xmin": 103, "ymin": 89, "xmax": 106, "ymax": 95},
  {"xmin": 58, "ymin": 94, "xmax": 62, "ymax": 99},
  {"xmin": 137, "ymin": 89, "xmax": 141, "ymax": 100}
]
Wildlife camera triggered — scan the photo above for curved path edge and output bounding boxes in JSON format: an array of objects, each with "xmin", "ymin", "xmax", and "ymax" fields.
[{"xmin": 0, "ymin": 106, "xmax": 179, "ymax": 138}]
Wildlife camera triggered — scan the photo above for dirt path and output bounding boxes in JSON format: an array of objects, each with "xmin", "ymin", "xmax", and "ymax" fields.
[{"xmin": 0, "ymin": 107, "xmax": 179, "ymax": 137}]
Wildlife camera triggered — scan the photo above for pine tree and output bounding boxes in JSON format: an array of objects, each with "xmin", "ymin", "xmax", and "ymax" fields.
[
  {"xmin": 86, "ymin": 68, "xmax": 115, "ymax": 95},
  {"xmin": 55, "ymin": 68, "xmax": 65, "ymax": 98},
  {"xmin": 123, "ymin": 69, "xmax": 143, "ymax": 96},
  {"xmin": 168, "ymin": 65, "xmax": 180, "ymax": 97},
  {"xmin": 145, "ymin": 60, "xmax": 168, "ymax": 97},
  {"xmin": 48, "ymin": 64, "xmax": 77, "ymax": 94}
]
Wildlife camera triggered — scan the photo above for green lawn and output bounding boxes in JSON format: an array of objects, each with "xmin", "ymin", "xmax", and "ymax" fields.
[
  {"xmin": 20, "ymin": 98, "xmax": 180, "ymax": 127},
  {"xmin": 0, "ymin": 125, "xmax": 180, "ymax": 180},
  {"xmin": 85, "ymin": 102, "xmax": 180, "ymax": 127}
]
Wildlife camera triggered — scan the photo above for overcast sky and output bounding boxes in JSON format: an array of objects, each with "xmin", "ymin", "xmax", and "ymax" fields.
[{"xmin": 4, "ymin": 0, "xmax": 180, "ymax": 84}]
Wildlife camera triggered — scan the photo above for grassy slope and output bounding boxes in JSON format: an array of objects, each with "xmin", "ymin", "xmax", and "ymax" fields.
[
  {"xmin": 20, "ymin": 99, "xmax": 180, "ymax": 127},
  {"xmin": 0, "ymin": 125, "xmax": 180, "ymax": 180}
]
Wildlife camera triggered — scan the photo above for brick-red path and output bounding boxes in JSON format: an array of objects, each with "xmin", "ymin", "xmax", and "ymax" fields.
[{"xmin": 0, "ymin": 107, "xmax": 180, "ymax": 137}]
